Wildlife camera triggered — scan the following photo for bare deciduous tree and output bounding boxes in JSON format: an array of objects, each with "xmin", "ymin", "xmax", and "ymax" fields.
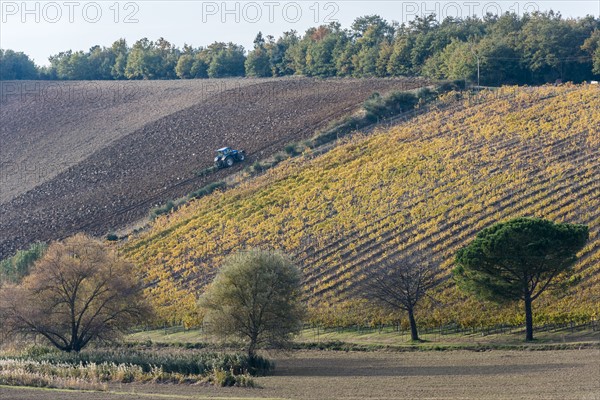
[
  {"xmin": 363, "ymin": 257, "xmax": 437, "ymax": 341},
  {"xmin": 0, "ymin": 234, "xmax": 151, "ymax": 352}
]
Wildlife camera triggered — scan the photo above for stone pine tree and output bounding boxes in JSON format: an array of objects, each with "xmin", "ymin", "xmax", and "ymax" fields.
[
  {"xmin": 454, "ymin": 217, "xmax": 588, "ymax": 341},
  {"xmin": 200, "ymin": 249, "xmax": 305, "ymax": 358}
]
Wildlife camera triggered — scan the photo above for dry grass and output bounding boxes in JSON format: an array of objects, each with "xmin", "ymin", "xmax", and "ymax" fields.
[{"xmin": 128, "ymin": 324, "xmax": 600, "ymax": 349}]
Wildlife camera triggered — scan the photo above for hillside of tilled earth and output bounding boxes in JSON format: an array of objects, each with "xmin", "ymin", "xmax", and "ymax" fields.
[
  {"xmin": 0, "ymin": 77, "xmax": 427, "ymax": 258},
  {"xmin": 0, "ymin": 79, "xmax": 265, "ymax": 202}
]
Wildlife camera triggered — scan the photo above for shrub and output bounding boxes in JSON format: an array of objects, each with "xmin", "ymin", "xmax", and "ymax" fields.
[
  {"xmin": 212, "ymin": 368, "xmax": 235, "ymax": 387},
  {"xmin": 385, "ymin": 91, "xmax": 419, "ymax": 113},
  {"xmin": 251, "ymin": 161, "xmax": 274, "ymax": 173},
  {"xmin": 211, "ymin": 368, "xmax": 255, "ymax": 387},
  {"xmin": 437, "ymin": 81, "xmax": 462, "ymax": 93},
  {"xmin": 22, "ymin": 345, "xmax": 56, "ymax": 359},
  {"xmin": 452, "ymin": 79, "xmax": 467, "ymax": 90},
  {"xmin": 284, "ymin": 143, "xmax": 299, "ymax": 156},
  {"xmin": 149, "ymin": 201, "xmax": 175, "ymax": 220},
  {"xmin": 10, "ymin": 348, "xmax": 273, "ymax": 377},
  {"xmin": 196, "ymin": 166, "xmax": 218, "ymax": 177},
  {"xmin": 232, "ymin": 373, "xmax": 255, "ymax": 387},
  {"xmin": 0, "ymin": 360, "xmax": 109, "ymax": 391},
  {"xmin": 188, "ymin": 181, "xmax": 226, "ymax": 200},
  {"xmin": 363, "ymin": 91, "xmax": 418, "ymax": 121},
  {"xmin": 417, "ymin": 87, "xmax": 435, "ymax": 102},
  {"xmin": 106, "ymin": 233, "xmax": 119, "ymax": 241},
  {"xmin": 302, "ymin": 139, "xmax": 314, "ymax": 149},
  {"xmin": 0, "ymin": 242, "xmax": 47, "ymax": 283},
  {"xmin": 273, "ymin": 152, "xmax": 287, "ymax": 163}
]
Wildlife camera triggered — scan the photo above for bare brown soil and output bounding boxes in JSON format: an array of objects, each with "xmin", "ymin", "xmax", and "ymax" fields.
[
  {"xmin": 0, "ymin": 79, "xmax": 262, "ymax": 202},
  {"xmin": 0, "ymin": 77, "xmax": 426, "ymax": 258},
  {"xmin": 0, "ymin": 349, "xmax": 597, "ymax": 399}
]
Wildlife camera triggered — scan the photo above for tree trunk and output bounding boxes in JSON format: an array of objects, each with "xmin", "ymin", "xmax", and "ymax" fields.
[
  {"xmin": 248, "ymin": 336, "xmax": 257, "ymax": 360},
  {"xmin": 408, "ymin": 308, "xmax": 420, "ymax": 341},
  {"xmin": 524, "ymin": 293, "xmax": 534, "ymax": 341}
]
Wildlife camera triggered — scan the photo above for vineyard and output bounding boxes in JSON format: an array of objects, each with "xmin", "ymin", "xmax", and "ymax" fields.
[{"xmin": 122, "ymin": 84, "xmax": 600, "ymax": 328}]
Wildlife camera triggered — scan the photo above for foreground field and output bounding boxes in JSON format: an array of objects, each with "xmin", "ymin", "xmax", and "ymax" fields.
[
  {"xmin": 1, "ymin": 349, "xmax": 597, "ymax": 400},
  {"xmin": 0, "ymin": 77, "xmax": 425, "ymax": 258}
]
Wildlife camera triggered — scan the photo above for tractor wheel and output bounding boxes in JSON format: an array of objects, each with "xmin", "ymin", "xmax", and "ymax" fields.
[
  {"xmin": 225, "ymin": 156, "xmax": 234, "ymax": 167},
  {"xmin": 238, "ymin": 153, "xmax": 245, "ymax": 161}
]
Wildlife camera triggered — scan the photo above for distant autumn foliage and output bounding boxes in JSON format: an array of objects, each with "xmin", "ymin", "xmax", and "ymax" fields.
[{"xmin": 0, "ymin": 234, "xmax": 151, "ymax": 352}]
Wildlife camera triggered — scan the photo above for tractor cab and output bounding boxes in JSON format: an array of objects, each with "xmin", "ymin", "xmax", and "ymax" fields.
[{"xmin": 216, "ymin": 147, "xmax": 232, "ymax": 157}]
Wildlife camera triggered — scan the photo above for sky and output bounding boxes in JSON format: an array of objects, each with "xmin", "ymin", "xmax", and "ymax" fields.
[{"xmin": 1, "ymin": 1, "xmax": 599, "ymax": 66}]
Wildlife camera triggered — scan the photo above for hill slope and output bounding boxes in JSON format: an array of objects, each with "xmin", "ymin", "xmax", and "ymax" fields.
[
  {"xmin": 0, "ymin": 77, "xmax": 425, "ymax": 258},
  {"xmin": 123, "ymin": 85, "xmax": 600, "ymax": 326}
]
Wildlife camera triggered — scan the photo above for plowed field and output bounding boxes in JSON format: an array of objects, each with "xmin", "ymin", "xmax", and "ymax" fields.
[
  {"xmin": 0, "ymin": 350, "xmax": 597, "ymax": 399},
  {"xmin": 0, "ymin": 77, "xmax": 426, "ymax": 258}
]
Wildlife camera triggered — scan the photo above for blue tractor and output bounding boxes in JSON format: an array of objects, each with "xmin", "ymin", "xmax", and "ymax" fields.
[{"xmin": 214, "ymin": 147, "xmax": 246, "ymax": 168}]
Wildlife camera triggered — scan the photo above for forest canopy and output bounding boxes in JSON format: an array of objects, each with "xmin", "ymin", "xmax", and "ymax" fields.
[{"xmin": 1, "ymin": 12, "xmax": 599, "ymax": 84}]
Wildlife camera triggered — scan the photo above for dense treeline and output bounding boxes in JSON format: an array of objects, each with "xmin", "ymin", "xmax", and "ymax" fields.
[{"xmin": 1, "ymin": 12, "xmax": 599, "ymax": 84}]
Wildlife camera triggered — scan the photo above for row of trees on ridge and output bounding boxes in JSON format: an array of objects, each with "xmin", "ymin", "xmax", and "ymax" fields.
[{"xmin": 2, "ymin": 12, "xmax": 600, "ymax": 84}]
